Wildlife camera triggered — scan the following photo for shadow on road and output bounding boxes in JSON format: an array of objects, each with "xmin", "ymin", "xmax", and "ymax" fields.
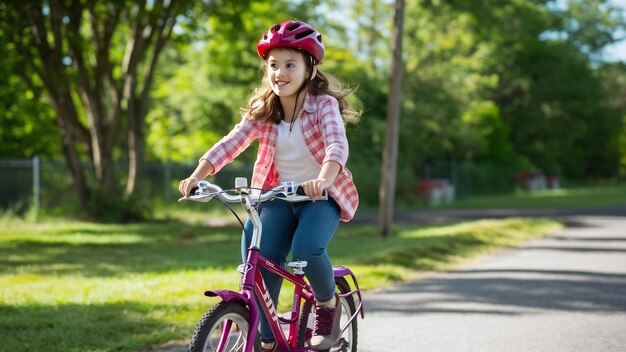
[{"xmin": 364, "ymin": 268, "xmax": 626, "ymax": 315}]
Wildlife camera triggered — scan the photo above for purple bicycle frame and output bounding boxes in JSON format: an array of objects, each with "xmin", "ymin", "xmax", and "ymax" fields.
[
  {"xmin": 205, "ymin": 246, "xmax": 365, "ymax": 352},
  {"xmin": 204, "ymin": 246, "xmax": 314, "ymax": 352},
  {"xmin": 249, "ymin": 248, "xmax": 315, "ymax": 352}
]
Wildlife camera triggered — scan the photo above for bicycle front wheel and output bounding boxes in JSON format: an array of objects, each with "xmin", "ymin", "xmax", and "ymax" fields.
[
  {"xmin": 189, "ymin": 301, "xmax": 261, "ymax": 352},
  {"xmin": 297, "ymin": 277, "xmax": 358, "ymax": 352}
]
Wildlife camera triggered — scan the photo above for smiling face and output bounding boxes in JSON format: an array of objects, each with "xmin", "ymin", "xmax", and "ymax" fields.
[{"xmin": 266, "ymin": 47, "xmax": 310, "ymax": 99}]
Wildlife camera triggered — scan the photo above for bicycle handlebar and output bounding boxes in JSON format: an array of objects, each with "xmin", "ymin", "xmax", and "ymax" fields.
[{"xmin": 178, "ymin": 178, "xmax": 327, "ymax": 204}]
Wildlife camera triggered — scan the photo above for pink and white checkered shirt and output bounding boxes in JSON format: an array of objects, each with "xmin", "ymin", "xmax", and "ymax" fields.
[{"xmin": 201, "ymin": 93, "xmax": 359, "ymax": 222}]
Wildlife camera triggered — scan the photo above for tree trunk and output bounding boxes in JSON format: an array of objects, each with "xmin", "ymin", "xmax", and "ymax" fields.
[
  {"xmin": 123, "ymin": 6, "xmax": 174, "ymax": 197},
  {"xmin": 54, "ymin": 108, "xmax": 91, "ymax": 208},
  {"xmin": 126, "ymin": 99, "xmax": 142, "ymax": 197}
]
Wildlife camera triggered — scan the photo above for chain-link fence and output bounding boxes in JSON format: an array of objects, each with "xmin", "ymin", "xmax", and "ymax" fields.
[
  {"xmin": 0, "ymin": 157, "xmax": 41, "ymax": 214},
  {"xmin": 0, "ymin": 157, "xmax": 252, "ymax": 216}
]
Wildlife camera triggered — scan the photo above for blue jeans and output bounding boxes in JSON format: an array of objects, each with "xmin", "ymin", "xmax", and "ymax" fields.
[{"xmin": 241, "ymin": 197, "xmax": 340, "ymax": 343}]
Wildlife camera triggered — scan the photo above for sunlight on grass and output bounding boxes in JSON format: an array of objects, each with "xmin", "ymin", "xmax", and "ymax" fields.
[
  {"xmin": 524, "ymin": 185, "xmax": 625, "ymax": 197},
  {"xmin": 398, "ymin": 218, "xmax": 559, "ymax": 239},
  {"xmin": 1, "ymin": 270, "xmax": 237, "ymax": 306},
  {"xmin": 1, "ymin": 231, "xmax": 146, "ymax": 245}
]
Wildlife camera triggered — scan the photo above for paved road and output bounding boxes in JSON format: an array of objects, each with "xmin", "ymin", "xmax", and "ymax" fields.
[{"xmin": 358, "ymin": 211, "xmax": 626, "ymax": 352}]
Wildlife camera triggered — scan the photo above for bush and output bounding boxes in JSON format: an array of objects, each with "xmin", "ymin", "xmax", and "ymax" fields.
[{"xmin": 87, "ymin": 187, "xmax": 152, "ymax": 223}]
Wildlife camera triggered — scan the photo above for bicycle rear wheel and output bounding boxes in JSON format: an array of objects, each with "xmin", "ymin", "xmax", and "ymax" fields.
[
  {"xmin": 297, "ymin": 277, "xmax": 358, "ymax": 352},
  {"xmin": 189, "ymin": 301, "xmax": 261, "ymax": 352}
]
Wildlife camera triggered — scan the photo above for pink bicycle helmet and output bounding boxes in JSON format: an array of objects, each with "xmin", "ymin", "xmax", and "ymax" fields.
[{"xmin": 257, "ymin": 20, "xmax": 325, "ymax": 63}]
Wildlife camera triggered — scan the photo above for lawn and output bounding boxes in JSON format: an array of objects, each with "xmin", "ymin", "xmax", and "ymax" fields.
[
  {"xmin": 446, "ymin": 184, "xmax": 626, "ymax": 209},
  {"xmin": 0, "ymin": 216, "xmax": 561, "ymax": 351}
]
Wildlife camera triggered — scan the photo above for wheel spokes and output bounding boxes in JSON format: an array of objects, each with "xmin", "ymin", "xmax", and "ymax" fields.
[{"xmin": 205, "ymin": 313, "xmax": 249, "ymax": 352}]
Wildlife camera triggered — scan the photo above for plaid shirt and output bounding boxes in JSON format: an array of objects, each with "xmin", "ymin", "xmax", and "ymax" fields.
[{"xmin": 201, "ymin": 93, "xmax": 359, "ymax": 222}]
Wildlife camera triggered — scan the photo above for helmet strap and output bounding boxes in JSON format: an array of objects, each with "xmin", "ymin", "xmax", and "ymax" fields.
[{"xmin": 310, "ymin": 65, "xmax": 318, "ymax": 80}]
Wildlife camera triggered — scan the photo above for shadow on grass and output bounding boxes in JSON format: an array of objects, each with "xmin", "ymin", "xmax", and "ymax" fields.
[
  {"xmin": 0, "ymin": 220, "xmax": 246, "ymax": 277},
  {"xmin": 0, "ymin": 302, "xmax": 192, "ymax": 352}
]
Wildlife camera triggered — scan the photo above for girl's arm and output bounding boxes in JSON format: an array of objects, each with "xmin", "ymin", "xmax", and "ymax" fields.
[
  {"xmin": 179, "ymin": 115, "xmax": 257, "ymax": 196},
  {"xmin": 319, "ymin": 97, "xmax": 349, "ymax": 170}
]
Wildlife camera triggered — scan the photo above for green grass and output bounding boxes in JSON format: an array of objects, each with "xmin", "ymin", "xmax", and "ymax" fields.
[
  {"xmin": 0, "ymin": 216, "xmax": 561, "ymax": 351},
  {"xmin": 397, "ymin": 184, "xmax": 626, "ymax": 210}
]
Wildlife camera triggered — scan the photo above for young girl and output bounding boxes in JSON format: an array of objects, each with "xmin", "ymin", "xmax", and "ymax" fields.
[{"xmin": 179, "ymin": 20, "xmax": 360, "ymax": 352}]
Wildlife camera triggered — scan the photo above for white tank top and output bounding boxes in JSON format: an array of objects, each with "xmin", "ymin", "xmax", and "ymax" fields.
[{"xmin": 275, "ymin": 118, "xmax": 321, "ymax": 183}]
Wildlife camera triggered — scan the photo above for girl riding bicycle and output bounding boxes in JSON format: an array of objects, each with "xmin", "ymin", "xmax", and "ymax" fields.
[{"xmin": 179, "ymin": 20, "xmax": 360, "ymax": 352}]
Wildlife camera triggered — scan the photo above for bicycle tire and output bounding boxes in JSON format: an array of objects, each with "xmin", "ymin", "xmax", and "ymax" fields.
[
  {"xmin": 297, "ymin": 277, "xmax": 358, "ymax": 352},
  {"xmin": 188, "ymin": 301, "xmax": 261, "ymax": 352}
]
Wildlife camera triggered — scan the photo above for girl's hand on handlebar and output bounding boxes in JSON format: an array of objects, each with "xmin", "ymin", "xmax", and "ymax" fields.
[
  {"xmin": 179, "ymin": 176, "xmax": 199, "ymax": 196},
  {"xmin": 300, "ymin": 178, "xmax": 328, "ymax": 201}
]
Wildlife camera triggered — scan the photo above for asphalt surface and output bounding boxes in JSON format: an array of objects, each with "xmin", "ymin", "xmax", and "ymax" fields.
[
  {"xmin": 156, "ymin": 205, "xmax": 626, "ymax": 352},
  {"xmin": 358, "ymin": 208, "xmax": 626, "ymax": 352}
]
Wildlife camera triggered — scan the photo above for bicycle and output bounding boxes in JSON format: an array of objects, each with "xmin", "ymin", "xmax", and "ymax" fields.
[{"xmin": 179, "ymin": 177, "xmax": 364, "ymax": 352}]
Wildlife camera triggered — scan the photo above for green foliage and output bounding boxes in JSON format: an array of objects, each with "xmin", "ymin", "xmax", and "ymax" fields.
[
  {"xmin": 596, "ymin": 62, "xmax": 626, "ymax": 176},
  {"xmin": 147, "ymin": 52, "xmax": 241, "ymax": 162},
  {"xmin": 392, "ymin": 0, "xmax": 516, "ymax": 195},
  {"xmin": 498, "ymin": 39, "xmax": 618, "ymax": 178},
  {"xmin": 341, "ymin": 0, "xmax": 626, "ymax": 198},
  {"xmin": 0, "ymin": 28, "xmax": 59, "ymax": 157},
  {"xmin": 2, "ymin": 0, "xmax": 626, "ymax": 216}
]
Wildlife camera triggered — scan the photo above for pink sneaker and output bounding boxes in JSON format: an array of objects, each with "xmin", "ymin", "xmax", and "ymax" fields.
[{"xmin": 308, "ymin": 293, "xmax": 342, "ymax": 351}]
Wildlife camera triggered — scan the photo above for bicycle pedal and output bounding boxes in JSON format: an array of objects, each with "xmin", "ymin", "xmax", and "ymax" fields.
[
  {"xmin": 287, "ymin": 260, "xmax": 308, "ymax": 274},
  {"xmin": 336, "ymin": 337, "xmax": 349, "ymax": 351}
]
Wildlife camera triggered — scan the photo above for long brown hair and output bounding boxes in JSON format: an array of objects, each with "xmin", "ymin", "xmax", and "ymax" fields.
[{"xmin": 242, "ymin": 49, "xmax": 361, "ymax": 125}]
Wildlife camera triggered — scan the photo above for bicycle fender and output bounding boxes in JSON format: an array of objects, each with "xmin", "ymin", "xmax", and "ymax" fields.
[
  {"xmin": 204, "ymin": 289, "xmax": 248, "ymax": 303},
  {"xmin": 333, "ymin": 265, "xmax": 354, "ymax": 278},
  {"xmin": 333, "ymin": 265, "xmax": 365, "ymax": 318},
  {"xmin": 334, "ymin": 265, "xmax": 362, "ymax": 292}
]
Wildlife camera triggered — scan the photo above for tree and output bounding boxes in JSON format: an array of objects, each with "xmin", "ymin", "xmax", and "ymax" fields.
[
  {"xmin": 410, "ymin": 0, "xmax": 626, "ymax": 182},
  {"xmin": 1, "ymin": 0, "xmax": 196, "ymax": 217},
  {"xmin": 463, "ymin": 0, "xmax": 626, "ymax": 178}
]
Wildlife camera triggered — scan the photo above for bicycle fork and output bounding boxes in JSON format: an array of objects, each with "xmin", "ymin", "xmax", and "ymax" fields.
[{"xmin": 202, "ymin": 251, "xmax": 261, "ymax": 352}]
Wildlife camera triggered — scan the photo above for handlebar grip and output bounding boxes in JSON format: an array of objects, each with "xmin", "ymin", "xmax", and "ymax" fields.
[{"xmin": 295, "ymin": 186, "xmax": 327, "ymax": 197}]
